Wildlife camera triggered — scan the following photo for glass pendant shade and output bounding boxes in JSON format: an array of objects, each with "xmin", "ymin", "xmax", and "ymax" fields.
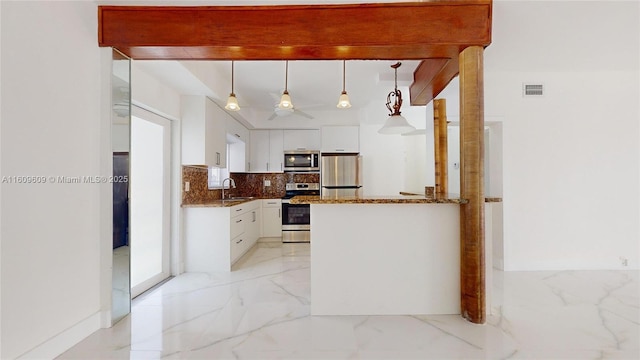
[
  {"xmin": 278, "ymin": 90, "xmax": 293, "ymax": 109},
  {"xmin": 337, "ymin": 91, "xmax": 351, "ymax": 109},
  {"xmin": 378, "ymin": 114, "xmax": 415, "ymax": 134},
  {"xmin": 225, "ymin": 93, "xmax": 240, "ymax": 111}
]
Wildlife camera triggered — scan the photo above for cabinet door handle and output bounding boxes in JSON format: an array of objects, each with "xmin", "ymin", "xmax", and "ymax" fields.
[
  {"xmin": 236, "ymin": 208, "xmax": 243, "ymax": 212},
  {"xmin": 266, "ymin": 162, "xmax": 269, "ymax": 171},
  {"xmin": 267, "ymin": 201, "xmax": 277, "ymax": 205},
  {"xmin": 236, "ymin": 219, "xmax": 242, "ymax": 223},
  {"xmin": 235, "ymin": 133, "xmax": 240, "ymax": 138},
  {"xmin": 248, "ymin": 162, "xmax": 251, "ymax": 171},
  {"xmin": 252, "ymin": 211, "xmax": 256, "ymax": 222},
  {"xmin": 280, "ymin": 162, "xmax": 283, "ymax": 171},
  {"xmin": 235, "ymin": 238, "xmax": 243, "ymax": 244},
  {"xmin": 216, "ymin": 152, "xmax": 221, "ymax": 165},
  {"xmin": 335, "ymin": 149, "xmax": 345, "ymax": 152},
  {"xmin": 278, "ymin": 209, "xmax": 281, "ymax": 218}
]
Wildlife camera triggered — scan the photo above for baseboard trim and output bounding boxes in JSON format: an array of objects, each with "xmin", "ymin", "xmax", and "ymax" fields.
[{"xmin": 18, "ymin": 312, "xmax": 101, "ymax": 360}]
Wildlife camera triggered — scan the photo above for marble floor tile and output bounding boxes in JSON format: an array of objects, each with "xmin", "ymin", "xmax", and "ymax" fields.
[{"xmin": 58, "ymin": 243, "xmax": 639, "ymax": 360}]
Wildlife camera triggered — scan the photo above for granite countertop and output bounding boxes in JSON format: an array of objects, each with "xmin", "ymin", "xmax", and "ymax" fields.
[
  {"xmin": 182, "ymin": 197, "xmax": 262, "ymax": 208},
  {"xmin": 289, "ymin": 194, "xmax": 503, "ymax": 205},
  {"xmin": 289, "ymin": 195, "xmax": 466, "ymax": 204},
  {"xmin": 182, "ymin": 195, "xmax": 502, "ymax": 207}
]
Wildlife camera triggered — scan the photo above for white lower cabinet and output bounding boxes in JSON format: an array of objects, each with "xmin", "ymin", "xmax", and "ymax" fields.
[
  {"xmin": 184, "ymin": 200, "xmax": 261, "ymax": 272},
  {"xmin": 261, "ymin": 199, "xmax": 282, "ymax": 237}
]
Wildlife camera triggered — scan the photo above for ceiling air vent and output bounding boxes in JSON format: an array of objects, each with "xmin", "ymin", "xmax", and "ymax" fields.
[{"xmin": 523, "ymin": 83, "xmax": 544, "ymax": 97}]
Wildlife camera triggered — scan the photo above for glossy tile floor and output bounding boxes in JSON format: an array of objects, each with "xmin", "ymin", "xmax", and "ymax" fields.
[{"xmin": 59, "ymin": 243, "xmax": 639, "ymax": 359}]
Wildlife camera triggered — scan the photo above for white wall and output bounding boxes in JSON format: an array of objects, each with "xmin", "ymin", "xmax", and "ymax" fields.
[
  {"xmin": 1, "ymin": 1, "xmax": 103, "ymax": 358},
  {"xmin": 485, "ymin": 1, "xmax": 639, "ymax": 270},
  {"xmin": 359, "ymin": 90, "xmax": 429, "ymax": 196},
  {"xmin": 1, "ymin": 1, "xmax": 4, "ymax": 356},
  {"xmin": 490, "ymin": 70, "xmax": 639, "ymax": 270},
  {"xmin": 131, "ymin": 61, "xmax": 181, "ymax": 121},
  {"xmin": 360, "ymin": 124, "xmax": 407, "ymax": 195}
]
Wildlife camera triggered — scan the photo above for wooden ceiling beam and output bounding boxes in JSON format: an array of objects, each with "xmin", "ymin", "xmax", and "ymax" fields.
[
  {"xmin": 410, "ymin": 57, "xmax": 461, "ymax": 105},
  {"xmin": 119, "ymin": 45, "xmax": 462, "ymax": 62},
  {"xmin": 98, "ymin": 2, "xmax": 492, "ymax": 103}
]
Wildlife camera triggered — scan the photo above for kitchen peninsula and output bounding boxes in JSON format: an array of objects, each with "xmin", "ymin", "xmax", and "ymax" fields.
[{"xmin": 291, "ymin": 194, "xmax": 499, "ymax": 316}]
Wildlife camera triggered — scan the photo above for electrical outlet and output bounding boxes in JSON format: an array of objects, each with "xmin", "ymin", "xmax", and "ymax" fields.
[
  {"xmin": 264, "ymin": 179, "xmax": 271, "ymax": 187},
  {"xmin": 185, "ymin": 181, "xmax": 190, "ymax": 192}
]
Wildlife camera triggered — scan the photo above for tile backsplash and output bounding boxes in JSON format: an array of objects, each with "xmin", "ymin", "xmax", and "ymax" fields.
[
  {"xmin": 182, "ymin": 166, "xmax": 319, "ymax": 204},
  {"xmin": 182, "ymin": 166, "xmax": 220, "ymax": 204}
]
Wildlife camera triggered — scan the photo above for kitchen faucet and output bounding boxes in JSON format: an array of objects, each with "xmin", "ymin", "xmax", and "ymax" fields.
[{"xmin": 221, "ymin": 178, "xmax": 236, "ymax": 200}]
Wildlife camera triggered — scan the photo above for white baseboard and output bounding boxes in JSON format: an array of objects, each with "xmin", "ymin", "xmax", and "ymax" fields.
[{"xmin": 18, "ymin": 312, "xmax": 101, "ymax": 360}]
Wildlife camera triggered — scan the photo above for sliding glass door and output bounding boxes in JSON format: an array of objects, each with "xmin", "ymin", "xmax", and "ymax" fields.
[{"xmin": 130, "ymin": 107, "xmax": 171, "ymax": 297}]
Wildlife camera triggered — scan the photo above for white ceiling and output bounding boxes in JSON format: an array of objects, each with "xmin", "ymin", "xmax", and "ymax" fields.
[{"xmin": 135, "ymin": 59, "xmax": 423, "ymax": 129}]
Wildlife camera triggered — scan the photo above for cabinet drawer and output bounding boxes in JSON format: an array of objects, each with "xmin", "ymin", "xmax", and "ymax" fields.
[
  {"xmin": 262, "ymin": 199, "xmax": 281, "ymax": 208},
  {"xmin": 231, "ymin": 204, "xmax": 251, "ymax": 217},
  {"xmin": 231, "ymin": 200, "xmax": 259, "ymax": 216},
  {"xmin": 230, "ymin": 235, "xmax": 247, "ymax": 263},
  {"xmin": 231, "ymin": 211, "xmax": 252, "ymax": 239}
]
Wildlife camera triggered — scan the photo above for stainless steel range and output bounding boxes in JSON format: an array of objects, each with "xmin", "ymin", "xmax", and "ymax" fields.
[{"xmin": 281, "ymin": 182, "xmax": 319, "ymax": 243}]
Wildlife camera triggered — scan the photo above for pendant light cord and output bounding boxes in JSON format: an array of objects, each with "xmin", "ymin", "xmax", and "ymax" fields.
[
  {"xmin": 231, "ymin": 61, "xmax": 235, "ymax": 94},
  {"xmin": 285, "ymin": 60, "xmax": 289, "ymax": 92},
  {"xmin": 342, "ymin": 60, "xmax": 346, "ymax": 93},
  {"xmin": 394, "ymin": 63, "xmax": 398, "ymax": 91}
]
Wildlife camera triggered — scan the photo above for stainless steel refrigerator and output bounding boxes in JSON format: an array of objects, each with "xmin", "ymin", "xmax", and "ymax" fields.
[{"xmin": 321, "ymin": 154, "xmax": 363, "ymax": 197}]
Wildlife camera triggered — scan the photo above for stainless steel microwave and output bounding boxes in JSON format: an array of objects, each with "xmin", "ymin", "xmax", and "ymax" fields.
[{"xmin": 283, "ymin": 150, "xmax": 320, "ymax": 172}]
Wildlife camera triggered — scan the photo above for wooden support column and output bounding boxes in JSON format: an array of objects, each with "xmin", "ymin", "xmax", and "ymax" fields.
[
  {"xmin": 433, "ymin": 99, "xmax": 449, "ymax": 198},
  {"xmin": 459, "ymin": 46, "xmax": 485, "ymax": 324}
]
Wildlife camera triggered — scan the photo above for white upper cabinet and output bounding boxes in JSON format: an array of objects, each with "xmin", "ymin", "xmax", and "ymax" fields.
[
  {"xmin": 249, "ymin": 130, "xmax": 269, "ymax": 172},
  {"xmin": 226, "ymin": 115, "xmax": 249, "ymax": 143},
  {"xmin": 249, "ymin": 129, "xmax": 284, "ymax": 172},
  {"xmin": 226, "ymin": 117, "xmax": 249, "ymax": 172},
  {"xmin": 269, "ymin": 129, "xmax": 284, "ymax": 172},
  {"xmin": 321, "ymin": 126, "xmax": 360, "ymax": 153},
  {"xmin": 181, "ymin": 95, "xmax": 227, "ymax": 167},
  {"xmin": 227, "ymin": 137, "xmax": 246, "ymax": 173},
  {"xmin": 283, "ymin": 129, "xmax": 321, "ymax": 151}
]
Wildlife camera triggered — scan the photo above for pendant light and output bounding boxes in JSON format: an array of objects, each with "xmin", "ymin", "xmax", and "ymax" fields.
[
  {"xmin": 378, "ymin": 62, "xmax": 416, "ymax": 135},
  {"xmin": 224, "ymin": 61, "xmax": 240, "ymax": 111},
  {"xmin": 337, "ymin": 60, "xmax": 351, "ymax": 109},
  {"xmin": 278, "ymin": 61, "xmax": 294, "ymax": 110}
]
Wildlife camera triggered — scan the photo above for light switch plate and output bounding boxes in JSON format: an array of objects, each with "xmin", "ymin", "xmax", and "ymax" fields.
[
  {"xmin": 264, "ymin": 179, "xmax": 271, "ymax": 187},
  {"xmin": 185, "ymin": 181, "xmax": 190, "ymax": 191}
]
